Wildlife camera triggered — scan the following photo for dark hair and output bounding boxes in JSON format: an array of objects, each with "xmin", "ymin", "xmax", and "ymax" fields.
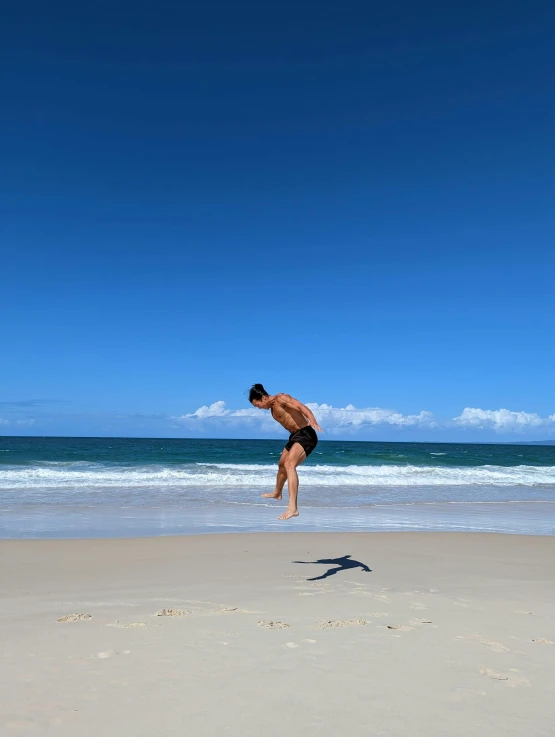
[{"xmin": 249, "ymin": 383, "xmax": 269, "ymax": 403}]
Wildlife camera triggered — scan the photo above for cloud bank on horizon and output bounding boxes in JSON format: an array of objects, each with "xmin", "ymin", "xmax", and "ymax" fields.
[
  {"xmin": 2, "ymin": 401, "xmax": 554, "ymax": 439},
  {"xmin": 174, "ymin": 401, "xmax": 555, "ymax": 436}
]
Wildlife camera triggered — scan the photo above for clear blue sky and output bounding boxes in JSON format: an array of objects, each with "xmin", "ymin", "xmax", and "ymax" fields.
[{"xmin": 1, "ymin": 0, "xmax": 554, "ymax": 441}]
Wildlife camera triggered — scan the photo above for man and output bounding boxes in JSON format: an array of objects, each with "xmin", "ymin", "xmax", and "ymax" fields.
[{"xmin": 249, "ymin": 384, "xmax": 322, "ymax": 520}]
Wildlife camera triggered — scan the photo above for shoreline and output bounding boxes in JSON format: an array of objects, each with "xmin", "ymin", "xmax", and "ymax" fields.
[
  {"xmin": 1, "ymin": 527, "xmax": 553, "ymax": 543},
  {"xmin": 2, "ymin": 499, "xmax": 554, "ymax": 539},
  {"xmin": 0, "ymin": 529, "xmax": 555, "ymax": 550},
  {"xmin": 2, "ymin": 532, "xmax": 555, "ymax": 735}
]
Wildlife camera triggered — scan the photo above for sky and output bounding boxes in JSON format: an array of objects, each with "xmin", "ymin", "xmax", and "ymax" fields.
[{"xmin": 1, "ymin": 0, "xmax": 554, "ymax": 442}]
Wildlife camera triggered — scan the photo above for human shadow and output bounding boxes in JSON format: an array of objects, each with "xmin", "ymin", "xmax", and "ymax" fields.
[{"xmin": 293, "ymin": 555, "xmax": 372, "ymax": 581}]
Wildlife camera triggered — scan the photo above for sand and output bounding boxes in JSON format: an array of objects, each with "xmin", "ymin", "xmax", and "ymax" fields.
[{"xmin": 1, "ymin": 531, "xmax": 554, "ymax": 736}]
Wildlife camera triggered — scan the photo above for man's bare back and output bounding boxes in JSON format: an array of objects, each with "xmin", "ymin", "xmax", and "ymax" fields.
[{"xmin": 269, "ymin": 393, "xmax": 318, "ymax": 434}]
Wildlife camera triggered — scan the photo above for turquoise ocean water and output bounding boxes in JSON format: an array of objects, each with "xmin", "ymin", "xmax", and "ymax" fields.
[{"xmin": 1, "ymin": 436, "xmax": 554, "ymax": 538}]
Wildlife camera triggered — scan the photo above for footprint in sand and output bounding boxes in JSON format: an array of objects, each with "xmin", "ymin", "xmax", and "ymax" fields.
[
  {"xmin": 156, "ymin": 609, "xmax": 189, "ymax": 617},
  {"xmin": 215, "ymin": 606, "xmax": 261, "ymax": 615},
  {"xmin": 57, "ymin": 614, "xmax": 92, "ymax": 623},
  {"xmin": 456, "ymin": 635, "xmax": 509, "ymax": 653},
  {"xmin": 409, "ymin": 619, "xmax": 435, "ymax": 627},
  {"xmin": 296, "ymin": 587, "xmax": 328, "ymax": 596},
  {"xmin": 481, "ymin": 639, "xmax": 509, "ymax": 653},
  {"xmin": 95, "ymin": 650, "xmax": 130, "ymax": 659},
  {"xmin": 479, "ymin": 667, "xmax": 508, "ymax": 681},
  {"xmin": 316, "ymin": 618, "xmax": 368, "ymax": 629},
  {"xmin": 350, "ymin": 591, "xmax": 391, "ymax": 602},
  {"xmin": 258, "ymin": 621, "xmax": 291, "ymax": 629},
  {"xmin": 532, "ymin": 638, "xmax": 555, "ymax": 644},
  {"xmin": 175, "ymin": 604, "xmax": 262, "ymax": 618},
  {"xmin": 106, "ymin": 622, "xmax": 146, "ymax": 629},
  {"xmin": 479, "ymin": 667, "xmax": 529, "ymax": 687}
]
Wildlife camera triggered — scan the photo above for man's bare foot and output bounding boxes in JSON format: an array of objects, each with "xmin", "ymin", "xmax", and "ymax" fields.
[
  {"xmin": 261, "ymin": 491, "xmax": 282, "ymax": 499},
  {"xmin": 278, "ymin": 509, "xmax": 299, "ymax": 521}
]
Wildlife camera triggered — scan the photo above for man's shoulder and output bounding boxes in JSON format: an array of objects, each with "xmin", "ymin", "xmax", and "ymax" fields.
[{"xmin": 275, "ymin": 393, "xmax": 298, "ymax": 408}]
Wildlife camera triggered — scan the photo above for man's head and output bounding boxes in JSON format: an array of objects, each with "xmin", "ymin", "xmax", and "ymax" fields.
[{"xmin": 249, "ymin": 383, "xmax": 271, "ymax": 409}]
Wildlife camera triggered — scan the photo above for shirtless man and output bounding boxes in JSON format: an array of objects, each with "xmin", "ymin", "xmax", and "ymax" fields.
[{"xmin": 249, "ymin": 384, "xmax": 322, "ymax": 520}]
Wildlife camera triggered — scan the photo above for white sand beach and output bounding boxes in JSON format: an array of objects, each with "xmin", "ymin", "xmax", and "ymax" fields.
[{"xmin": 1, "ymin": 532, "xmax": 555, "ymax": 736}]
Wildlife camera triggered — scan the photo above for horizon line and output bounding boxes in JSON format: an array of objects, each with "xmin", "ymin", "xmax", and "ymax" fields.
[{"xmin": 1, "ymin": 434, "xmax": 554, "ymax": 447}]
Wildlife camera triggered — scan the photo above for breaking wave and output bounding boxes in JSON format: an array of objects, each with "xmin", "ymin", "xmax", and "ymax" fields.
[{"xmin": 1, "ymin": 461, "xmax": 555, "ymax": 490}]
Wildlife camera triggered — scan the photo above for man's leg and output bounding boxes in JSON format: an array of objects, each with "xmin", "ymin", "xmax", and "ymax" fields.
[
  {"xmin": 262, "ymin": 448, "xmax": 289, "ymax": 499},
  {"xmin": 278, "ymin": 443, "xmax": 307, "ymax": 520}
]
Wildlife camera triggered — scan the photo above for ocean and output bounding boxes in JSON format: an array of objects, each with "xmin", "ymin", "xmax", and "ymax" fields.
[{"xmin": 1, "ymin": 436, "xmax": 554, "ymax": 538}]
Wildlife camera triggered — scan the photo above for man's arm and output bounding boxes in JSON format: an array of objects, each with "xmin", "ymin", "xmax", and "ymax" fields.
[{"xmin": 281, "ymin": 394, "xmax": 323, "ymax": 432}]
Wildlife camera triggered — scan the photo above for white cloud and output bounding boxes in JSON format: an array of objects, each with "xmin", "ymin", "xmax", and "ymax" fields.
[
  {"xmin": 174, "ymin": 400, "xmax": 437, "ymax": 433},
  {"xmin": 174, "ymin": 401, "xmax": 274, "ymax": 431},
  {"xmin": 453, "ymin": 407, "xmax": 551, "ymax": 431},
  {"xmin": 184, "ymin": 400, "xmax": 230, "ymax": 419},
  {"xmin": 174, "ymin": 400, "xmax": 555, "ymax": 437},
  {"xmin": 305, "ymin": 403, "xmax": 437, "ymax": 428},
  {"xmin": 178, "ymin": 401, "xmax": 260, "ymax": 421}
]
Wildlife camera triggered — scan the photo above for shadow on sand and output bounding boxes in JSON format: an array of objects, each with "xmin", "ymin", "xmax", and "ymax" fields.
[{"xmin": 293, "ymin": 555, "xmax": 372, "ymax": 581}]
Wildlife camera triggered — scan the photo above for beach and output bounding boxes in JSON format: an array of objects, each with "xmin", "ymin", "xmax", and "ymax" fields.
[{"xmin": 2, "ymin": 531, "xmax": 555, "ymax": 736}]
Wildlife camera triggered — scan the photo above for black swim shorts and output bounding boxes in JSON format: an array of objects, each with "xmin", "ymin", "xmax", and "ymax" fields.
[{"xmin": 284, "ymin": 426, "xmax": 318, "ymax": 457}]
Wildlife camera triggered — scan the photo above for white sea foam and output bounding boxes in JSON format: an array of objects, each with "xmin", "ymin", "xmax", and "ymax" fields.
[{"xmin": 1, "ymin": 462, "xmax": 555, "ymax": 490}]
